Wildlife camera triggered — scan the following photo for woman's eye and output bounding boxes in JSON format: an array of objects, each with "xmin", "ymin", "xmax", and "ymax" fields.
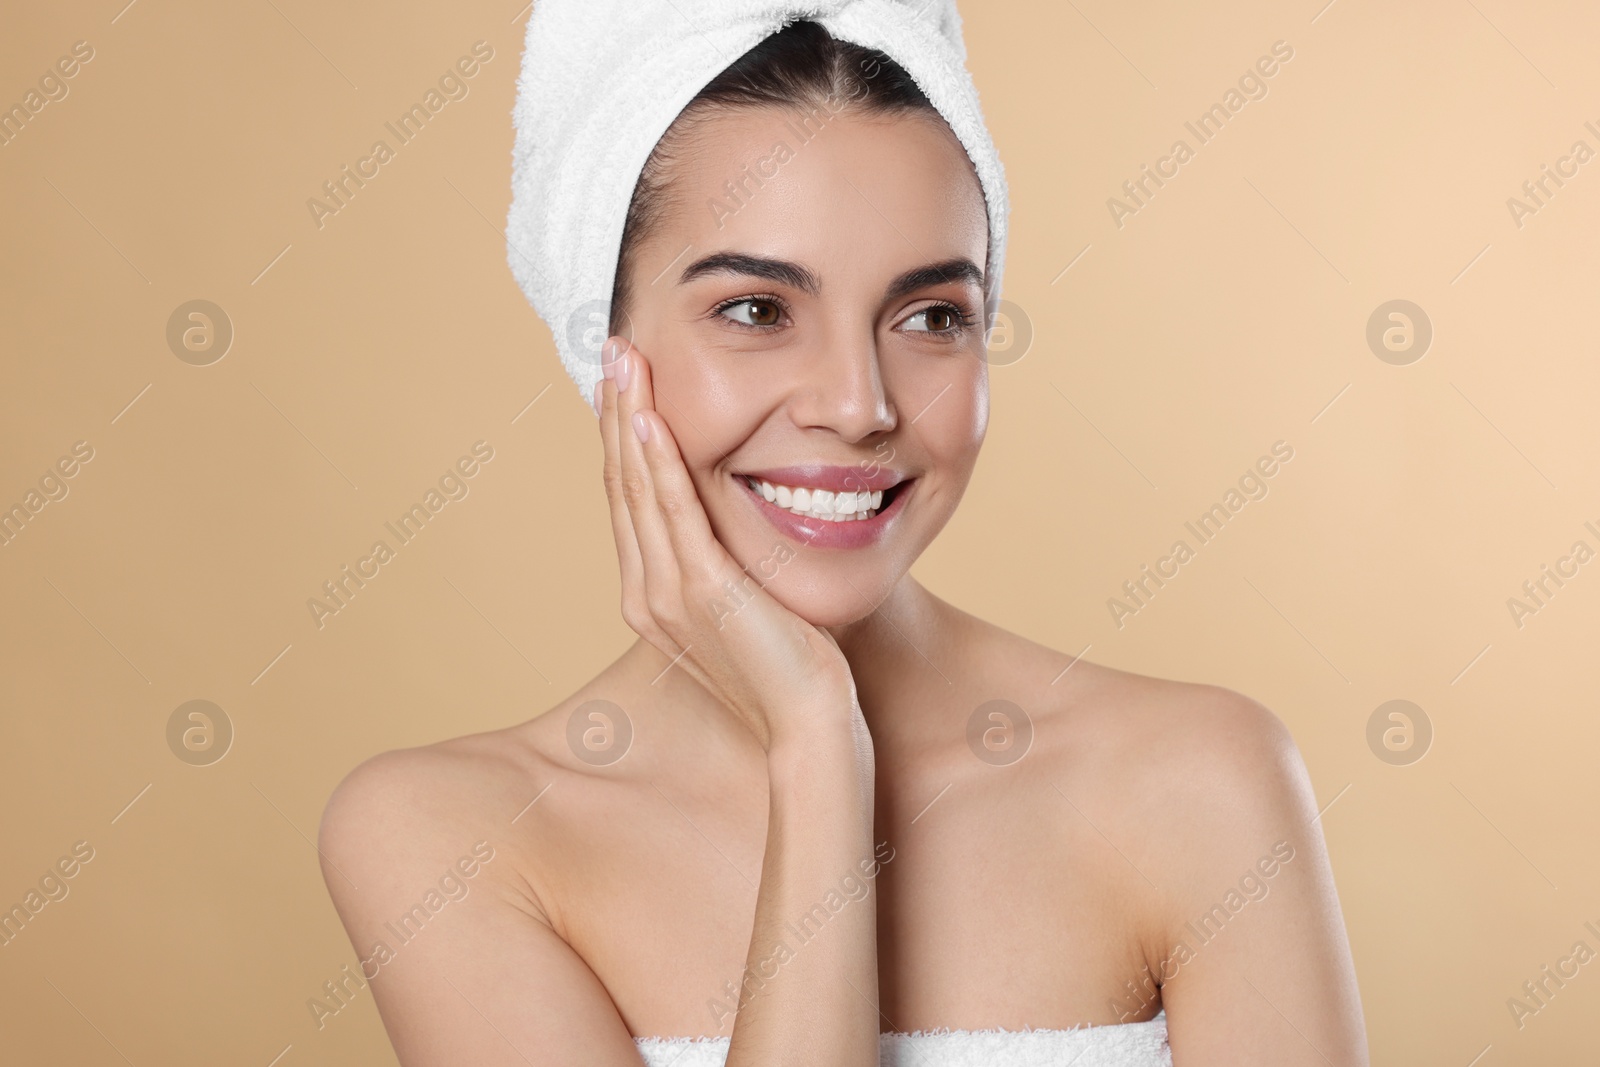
[
  {"xmin": 902, "ymin": 305, "xmax": 963, "ymax": 333},
  {"xmin": 720, "ymin": 299, "xmax": 783, "ymax": 327}
]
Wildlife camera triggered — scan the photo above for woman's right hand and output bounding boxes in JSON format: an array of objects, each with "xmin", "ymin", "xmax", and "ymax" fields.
[{"xmin": 594, "ymin": 335, "xmax": 861, "ymax": 753}]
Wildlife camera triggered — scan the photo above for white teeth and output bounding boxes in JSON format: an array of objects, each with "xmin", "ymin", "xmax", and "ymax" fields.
[{"xmin": 743, "ymin": 476, "xmax": 892, "ymax": 523}]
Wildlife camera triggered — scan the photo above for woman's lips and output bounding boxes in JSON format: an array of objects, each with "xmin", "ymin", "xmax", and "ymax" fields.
[{"xmin": 734, "ymin": 473, "xmax": 913, "ymax": 550}]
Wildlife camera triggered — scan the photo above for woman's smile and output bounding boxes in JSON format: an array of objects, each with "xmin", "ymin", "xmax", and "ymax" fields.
[{"xmin": 731, "ymin": 466, "xmax": 916, "ymax": 549}]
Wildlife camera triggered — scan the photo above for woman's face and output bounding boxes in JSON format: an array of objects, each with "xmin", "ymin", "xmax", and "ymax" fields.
[{"xmin": 620, "ymin": 105, "xmax": 991, "ymax": 629}]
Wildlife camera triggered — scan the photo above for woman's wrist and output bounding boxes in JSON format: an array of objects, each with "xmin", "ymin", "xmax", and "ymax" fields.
[{"xmin": 765, "ymin": 712, "xmax": 875, "ymax": 792}]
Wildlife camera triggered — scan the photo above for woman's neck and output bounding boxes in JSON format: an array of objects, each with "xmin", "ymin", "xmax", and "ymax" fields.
[
  {"xmin": 828, "ymin": 576, "xmax": 978, "ymax": 750},
  {"xmin": 614, "ymin": 575, "xmax": 971, "ymax": 755}
]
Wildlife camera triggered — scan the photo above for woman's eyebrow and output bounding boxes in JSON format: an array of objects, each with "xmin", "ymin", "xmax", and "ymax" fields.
[
  {"xmin": 677, "ymin": 252, "xmax": 986, "ymax": 302},
  {"xmin": 678, "ymin": 252, "xmax": 821, "ymax": 294},
  {"xmin": 883, "ymin": 258, "xmax": 986, "ymax": 302}
]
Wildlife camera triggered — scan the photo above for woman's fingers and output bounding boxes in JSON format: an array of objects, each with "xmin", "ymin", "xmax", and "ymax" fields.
[
  {"xmin": 619, "ymin": 348, "xmax": 730, "ymax": 592},
  {"xmin": 609, "ymin": 339, "xmax": 688, "ymax": 628},
  {"xmin": 597, "ymin": 335, "xmax": 858, "ymax": 745},
  {"xmin": 595, "ymin": 342, "xmax": 649, "ymax": 632}
]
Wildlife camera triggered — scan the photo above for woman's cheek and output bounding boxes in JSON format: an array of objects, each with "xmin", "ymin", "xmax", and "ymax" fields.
[
  {"xmin": 656, "ymin": 328, "xmax": 748, "ymax": 413},
  {"xmin": 921, "ymin": 374, "xmax": 987, "ymax": 469},
  {"xmin": 691, "ymin": 340, "xmax": 785, "ymax": 410},
  {"xmin": 961, "ymin": 371, "xmax": 989, "ymax": 451}
]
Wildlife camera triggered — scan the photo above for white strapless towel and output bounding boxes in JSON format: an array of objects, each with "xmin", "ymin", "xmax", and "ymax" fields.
[{"xmin": 635, "ymin": 1011, "xmax": 1170, "ymax": 1067}]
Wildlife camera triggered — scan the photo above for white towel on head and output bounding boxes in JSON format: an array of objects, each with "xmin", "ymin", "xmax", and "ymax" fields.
[{"xmin": 507, "ymin": 0, "xmax": 1009, "ymax": 405}]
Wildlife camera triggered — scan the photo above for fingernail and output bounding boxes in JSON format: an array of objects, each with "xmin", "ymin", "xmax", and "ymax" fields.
[
  {"xmin": 602, "ymin": 339, "xmax": 618, "ymax": 380},
  {"xmin": 632, "ymin": 411, "xmax": 650, "ymax": 443},
  {"xmin": 592, "ymin": 379, "xmax": 603, "ymax": 417},
  {"xmin": 615, "ymin": 353, "xmax": 632, "ymax": 393}
]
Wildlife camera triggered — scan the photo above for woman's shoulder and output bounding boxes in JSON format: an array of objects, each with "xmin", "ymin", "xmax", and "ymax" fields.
[
  {"xmin": 977, "ymin": 617, "xmax": 1315, "ymax": 842},
  {"xmin": 1058, "ymin": 658, "xmax": 1299, "ymax": 783},
  {"xmin": 322, "ymin": 722, "xmax": 539, "ymax": 826},
  {"xmin": 315, "ymin": 700, "xmax": 609, "ymax": 921},
  {"xmin": 1002, "ymin": 632, "xmax": 1324, "ymax": 924}
]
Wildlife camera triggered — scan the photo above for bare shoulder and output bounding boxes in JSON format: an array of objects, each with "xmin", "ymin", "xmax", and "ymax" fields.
[
  {"xmin": 970, "ymin": 616, "xmax": 1320, "ymax": 868},
  {"xmin": 989, "ymin": 631, "xmax": 1365, "ymax": 1056},
  {"xmin": 321, "ymin": 723, "xmax": 549, "ymax": 816},
  {"xmin": 313, "ymin": 711, "xmax": 658, "ymax": 1062},
  {"xmin": 908, "ymin": 611, "xmax": 1365, "ymax": 1055},
  {"xmin": 316, "ymin": 715, "xmax": 575, "ymax": 923},
  {"xmin": 1068, "ymin": 662, "xmax": 1310, "ymax": 816}
]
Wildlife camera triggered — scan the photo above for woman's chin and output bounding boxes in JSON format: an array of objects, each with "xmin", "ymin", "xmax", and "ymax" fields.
[{"xmin": 759, "ymin": 570, "xmax": 902, "ymax": 631}]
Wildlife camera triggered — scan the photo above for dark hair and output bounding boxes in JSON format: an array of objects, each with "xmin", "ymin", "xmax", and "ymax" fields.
[{"xmin": 608, "ymin": 20, "xmax": 938, "ymax": 335}]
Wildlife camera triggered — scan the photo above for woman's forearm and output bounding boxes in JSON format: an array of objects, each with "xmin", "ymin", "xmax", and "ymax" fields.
[{"xmin": 725, "ymin": 716, "xmax": 879, "ymax": 1067}]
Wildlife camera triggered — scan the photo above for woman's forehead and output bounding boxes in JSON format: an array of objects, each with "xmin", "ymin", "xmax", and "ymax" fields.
[{"xmin": 653, "ymin": 107, "xmax": 989, "ymax": 280}]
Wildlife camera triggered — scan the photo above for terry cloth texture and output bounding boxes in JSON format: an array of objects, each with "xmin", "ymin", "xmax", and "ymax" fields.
[{"xmin": 634, "ymin": 1011, "xmax": 1173, "ymax": 1067}]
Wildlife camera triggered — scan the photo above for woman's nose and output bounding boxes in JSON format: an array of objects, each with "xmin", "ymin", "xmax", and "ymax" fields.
[{"xmin": 785, "ymin": 329, "xmax": 898, "ymax": 443}]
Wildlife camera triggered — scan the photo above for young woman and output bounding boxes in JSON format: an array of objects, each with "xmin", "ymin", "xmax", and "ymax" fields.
[{"xmin": 319, "ymin": 15, "xmax": 1368, "ymax": 1067}]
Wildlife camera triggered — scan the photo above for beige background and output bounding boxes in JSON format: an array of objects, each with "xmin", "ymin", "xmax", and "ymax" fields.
[{"xmin": 2, "ymin": 0, "xmax": 1597, "ymax": 1063}]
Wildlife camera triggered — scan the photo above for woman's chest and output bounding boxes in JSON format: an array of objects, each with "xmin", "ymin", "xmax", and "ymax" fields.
[{"xmin": 542, "ymin": 771, "xmax": 1159, "ymax": 1039}]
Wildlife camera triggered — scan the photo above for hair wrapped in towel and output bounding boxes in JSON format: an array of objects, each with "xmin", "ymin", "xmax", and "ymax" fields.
[{"xmin": 507, "ymin": 0, "xmax": 1009, "ymax": 405}]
